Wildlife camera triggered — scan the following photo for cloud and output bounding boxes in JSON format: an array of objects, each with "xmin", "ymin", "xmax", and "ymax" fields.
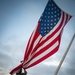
[
  {"xmin": 26, "ymin": 63, "xmax": 56, "ymax": 75},
  {"xmin": 0, "ymin": 67, "xmax": 10, "ymax": 75},
  {"xmin": 0, "ymin": 36, "xmax": 27, "ymax": 73}
]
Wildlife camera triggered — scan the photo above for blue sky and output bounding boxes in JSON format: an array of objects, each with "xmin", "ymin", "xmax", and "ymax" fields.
[{"xmin": 0, "ymin": 0, "xmax": 75, "ymax": 75}]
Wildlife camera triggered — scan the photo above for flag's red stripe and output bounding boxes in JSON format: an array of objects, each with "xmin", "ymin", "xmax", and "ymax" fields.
[
  {"xmin": 24, "ymin": 31, "xmax": 34, "ymax": 60},
  {"xmin": 63, "ymin": 13, "xmax": 68, "ymax": 28},
  {"xmin": 64, "ymin": 13, "xmax": 72, "ymax": 27},
  {"xmin": 30, "ymin": 37, "xmax": 43, "ymax": 56},
  {"xmin": 65, "ymin": 14, "xmax": 69, "ymax": 24}
]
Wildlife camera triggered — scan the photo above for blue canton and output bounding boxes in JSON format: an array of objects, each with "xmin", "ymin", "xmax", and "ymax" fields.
[{"xmin": 38, "ymin": 0, "xmax": 61, "ymax": 36}]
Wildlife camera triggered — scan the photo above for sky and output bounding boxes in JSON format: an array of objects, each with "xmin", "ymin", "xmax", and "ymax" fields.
[{"xmin": 0, "ymin": 0, "xmax": 75, "ymax": 75}]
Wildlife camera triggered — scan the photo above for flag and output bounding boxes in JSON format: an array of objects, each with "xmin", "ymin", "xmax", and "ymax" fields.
[{"xmin": 10, "ymin": 0, "xmax": 72, "ymax": 74}]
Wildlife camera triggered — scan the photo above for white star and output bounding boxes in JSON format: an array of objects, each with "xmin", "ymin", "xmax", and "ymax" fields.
[
  {"xmin": 52, "ymin": 4, "xmax": 54, "ymax": 6},
  {"xmin": 44, "ymin": 27, "xmax": 46, "ymax": 29},
  {"xmin": 51, "ymin": 19, "xmax": 53, "ymax": 22},
  {"xmin": 52, "ymin": 8, "xmax": 53, "ymax": 10},
  {"xmin": 55, "ymin": 11, "xmax": 57, "ymax": 13},
  {"xmin": 48, "ymin": 16, "xmax": 50, "ymax": 18},
  {"xmin": 51, "ymin": 16, "xmax": 53, "ymax": 18},
  {"xmin": 47, "ymin": 24, "xmax": 49, "ymax": 26},
  {"xmin": 50, "ymin": 27, "xmax": 52, "ymax": 29},
  {"xmin": 54, "ymin": 15, "xmax": 56, "ymax": 17},
  {"xmin": 57, "ymin": 18, "xmax": 59, "ymax": 20},
  {"xmin": 49, "ymin": 8, "xmax": 50, "ymax": 10},
  {"xmin": 44, "ymin": 24, "xmax": 46, "ymax": 26},
  {"xmin": 41, "ymin": 31, "xmax": 43, "ymax": 33},
  {"xmin": 44, "ymin": 31, "xmax": 46, "ymax": 32},
  {"xmin": 47, "ymin": 30, "xmax": 49, "ymax": 32},
  {"xmin": 54, "ymin": 22, "xmax": 56, "ymax": 25},
  {"xmin": 48, "ymin": 20, "xmax": 50, "ymax": 22},
  {"xmin": 58, "ymin": 13, "xmax": 60, "ymax": 15},
  {"xmin": 51, "ymin": 12, "xmax": 53, "ymax": 14},
  {"xmin": 47, "ymin": 27, "xmax": 49, "ymax": 29},
  {"xmin": 55, "ymin": 7, "xmax": 57, "ymax": 9},
  {"xmin": 54, "ymin": 19, "xmax": 56, "ymax": 21},
  {"xmin": 48, "ymin": 12, "xmax": 50, "ymax": 14},
  {"xmin": 51, "ymin": 23, "xmax": 53, "ymax": 25},
  {"xmin": 41, "ymin": 27, "xmax": 43, "ymax": 29}
]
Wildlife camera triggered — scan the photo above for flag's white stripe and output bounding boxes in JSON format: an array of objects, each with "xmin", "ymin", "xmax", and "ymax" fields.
[
  {"xmin": 32, "ymin": 35, "xmax": 42, "ymax": 50},
  {"xmin": 24, "ymin": 41, "xmax": 59, "ymax": 68},
  {"xmin": 40, "ymin": 11, "xmax": 63, "ymax": 43},
  {"xmin": 67, "ymin": 15, "xmax": 71, "ymax": 22},
  {"xmin": 26, "ymin": 26, "xmax": 37, "ymax": 54},
  {"xmin": 26, "ymin": 31, "xmax": 35, "ymax": 53}
]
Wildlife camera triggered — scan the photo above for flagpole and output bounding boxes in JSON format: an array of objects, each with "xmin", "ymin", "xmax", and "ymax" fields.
[{"xmin": 54, "ymin": 33, "xmax": 75, "ymax": 75}]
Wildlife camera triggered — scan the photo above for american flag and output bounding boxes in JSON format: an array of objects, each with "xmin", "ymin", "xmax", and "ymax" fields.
[{"xmin": 10, "ymin": 0, "xmax": 72, "ymax": 74}]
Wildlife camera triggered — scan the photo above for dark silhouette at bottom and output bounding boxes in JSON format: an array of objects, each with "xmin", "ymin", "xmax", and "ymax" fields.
[{"xmin": 16, "ymin": 68, "xmax": 27, "ymax": 75}]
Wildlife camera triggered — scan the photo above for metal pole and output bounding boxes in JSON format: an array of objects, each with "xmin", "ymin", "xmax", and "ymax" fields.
[{"xmin": 54, "ymin": 33, "xmax": 75, "ymax": 75}]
